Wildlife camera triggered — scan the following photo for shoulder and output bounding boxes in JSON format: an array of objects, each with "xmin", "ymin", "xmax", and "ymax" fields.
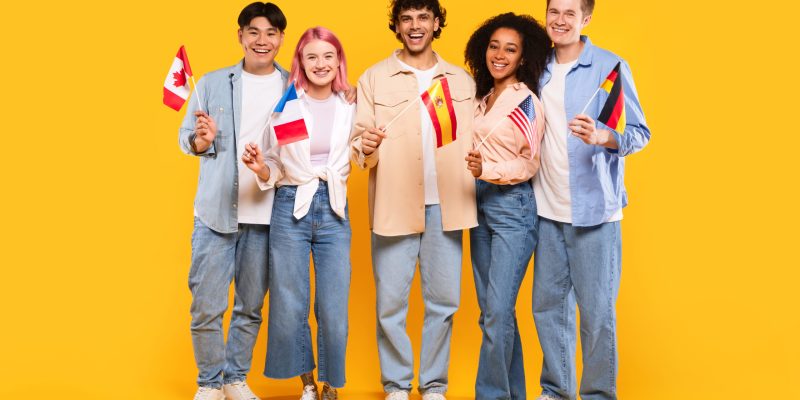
[
  {"xmin": 359, "ymin": 56, "xmax": 394, "ymax": 82},
  {"xmin": 588, "ymin": 43, "xmax": 628, "ymax": 72},
  {"xmin": 199, "ymin": 64, "xmax": 238, "ymax": 86}
]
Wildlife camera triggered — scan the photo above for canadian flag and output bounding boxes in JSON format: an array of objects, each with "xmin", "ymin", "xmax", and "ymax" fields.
[{"xmin": 163, "ymin": 46, "xmax": 194, "ymax": 111}]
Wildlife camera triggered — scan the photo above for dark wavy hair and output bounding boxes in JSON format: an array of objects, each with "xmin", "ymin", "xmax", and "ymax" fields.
[
  {"xmin": 388, "ymin": 0, "xmax": 447, "ymax": 40},
  {"xmin": 464, "ymin": 12, "xmax": 551, "ymax": 98}
]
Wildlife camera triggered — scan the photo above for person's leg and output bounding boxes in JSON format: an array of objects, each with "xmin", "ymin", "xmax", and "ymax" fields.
[
  {"xmin": 189, "ymin": 217, "xmax": 237, "ymax": 389},
  {"xmin": 532, "ymin": 218, "xmax": 577, "ymax": 400},
  {"xmin": 224, "ymin": 223, "xmax": 270, "ymax": 384},
  {"xmin": 567, "ymin": 222, "xmax": 621, "ymax": 400},
  {"xmin": 470, "ymin": 181, "xmax": 494, "ymax": 398},
  {"xmin": 372, "ymin": 230, "xmax": 421, "ymax": 394},
  {"xmin": 474, "ymin": 184, "xmax": 537, "ymax": 400},
  {"xmin": 311, "ymin": 195, "xmax": 352, "ymax": 389},
  {"xmin": 417, "ymin": 204, "xmax": 463, "ymax": 396},
  {"xmin": 264, "ymin": 187, "xmax": 316, "ymax": 379}
]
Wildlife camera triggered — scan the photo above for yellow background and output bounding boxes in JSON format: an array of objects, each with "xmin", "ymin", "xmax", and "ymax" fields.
[{"xmin": 1, "ymin": 0, "xmax": 798, "ymax": 399}]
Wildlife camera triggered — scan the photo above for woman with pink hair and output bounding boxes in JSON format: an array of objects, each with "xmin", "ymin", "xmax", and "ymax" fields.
[{"xmin": 242, "ymin": 26, "xmax": 354, "ymax": 400}]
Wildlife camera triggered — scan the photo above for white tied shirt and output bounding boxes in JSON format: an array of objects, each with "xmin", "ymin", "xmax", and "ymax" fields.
[
  {"xmin": 236, "ymin": 69, "xmax": 283, "ymax": 224},
  {"xmin": 257, "ymin": 90, "xmax": 355, "ymax": 220},
  {"xmin": 396, "ymin": 56, "xmax": 440, "ymax": 205}
]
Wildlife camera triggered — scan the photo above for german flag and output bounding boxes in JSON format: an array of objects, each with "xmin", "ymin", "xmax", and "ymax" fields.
[
  {"xmin": 421, "ymin": 78, "xmax": 457, "ymax": 147},
  {"xmin": 597, "ymin": 62, "xmax": 626, "ymax": 134}
]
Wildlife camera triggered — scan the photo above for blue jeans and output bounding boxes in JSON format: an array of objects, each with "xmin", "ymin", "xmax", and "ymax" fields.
[
  {"xmin": 264, "ymin": 185, "xmax": 351, "ymax": 388},
  {"xmin": 372, "ymin": 204, "xmax": 462, "ymax": 395},
  {"xmin": 532, "ymin": 218, "xmax": 622, "ymax": 400},
  {"xmin": 470, "ymin": 180, "xmax": 537, "ymax": 400},
  {"xmin": 189, "ymin": 218, "xmax": 270, "ymax": 388}
]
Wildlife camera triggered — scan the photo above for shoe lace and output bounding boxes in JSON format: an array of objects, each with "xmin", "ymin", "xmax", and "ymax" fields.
[
  {"xmin": 386, "ymin": 392, "xmax": 407, "ymax": 400},
  {"xmin": 300, "ymin": 385, "xmax": 319, "ymax": 400},
  {"xmin": 321, "ymin": 383, "xmax": 337, "ymax": 400},
  {"xmin": 231, "ymin": 381, "xmax": 259, "ymax": 400}
]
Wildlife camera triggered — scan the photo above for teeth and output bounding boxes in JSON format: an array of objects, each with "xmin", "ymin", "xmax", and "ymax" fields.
[
  {"xmin": 492, "ymin": 63, "xmax": 508, "ymax": 68},
  {"xmin": 254, "ymin": 49, "xmax": 270, "ymax": 53},
  {"xmin": 409, "ymin": 34, "xmax": 423, "ymax": 38}
]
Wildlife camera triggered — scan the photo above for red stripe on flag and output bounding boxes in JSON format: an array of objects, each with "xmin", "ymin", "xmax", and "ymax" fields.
[
  {"xmin": 606, "ymin": 69, "xmax": 618, "ymax": 83},
  {"xmin": 163, "ymin": 87, "xmax": 186, "ymax": 111},
  {"xmin": 274, "ymin": 119, "xmax": 309, "ymax": 146},
  {"xmin": 440, "ymin": 78, "xmax": 457, "ymax": 142},
  {"xmin": 606, "ymin": 95, "xmax": 624, "ymax": 131},
  {"xmin": 421, "ymin": 91, "xmax": 443, "ymax": 147},
  {"xmin": 178, "ymin": 46, "xmax": 193, "ymax": 77}
]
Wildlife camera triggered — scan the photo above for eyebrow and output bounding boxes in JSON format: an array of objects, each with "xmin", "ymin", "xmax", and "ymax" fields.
[{"xmin": 245, "ymin": 26, "xmax": 277, "ymax": 32}]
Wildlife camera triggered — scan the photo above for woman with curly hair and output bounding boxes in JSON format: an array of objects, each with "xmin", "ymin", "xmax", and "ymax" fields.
[{"xmin": 463, "ymin": 12, "xmax": 551, "ymax": 400}]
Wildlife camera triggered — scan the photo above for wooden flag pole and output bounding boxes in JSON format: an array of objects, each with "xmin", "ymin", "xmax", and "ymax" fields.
[
  {"xmin": 474, "ymin": 117, "xmax": 507, "ymax": 151},
  {"xmin": 579, "ymin": 86, "xmax": 602, "ymax": 115},
  {"xmin": 381, "ymin": 96, "xmax": 421, "ymax": 133}
]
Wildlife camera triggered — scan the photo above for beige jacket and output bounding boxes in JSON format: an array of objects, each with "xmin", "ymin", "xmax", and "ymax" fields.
[{"xmin": 350, "ymin": 51, "xmax": 477, "ymax": 236}]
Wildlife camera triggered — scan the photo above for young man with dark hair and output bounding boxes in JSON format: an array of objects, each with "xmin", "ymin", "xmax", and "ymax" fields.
[
  {"xmin": 350, "ymin": 1, "xmax": 476, "ymax": 400},
  {"xmin": 531, "ymin": 0, "xmax": 650, "ymax": 399},
  {"xmin": 178, "ymin": 2, "xmax": 288, "ymax": 399}
]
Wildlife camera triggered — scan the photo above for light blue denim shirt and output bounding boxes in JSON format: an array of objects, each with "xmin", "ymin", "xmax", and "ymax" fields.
[
  {"xmin": 179, "ymin": 60, "xmax": 289, "ymax": 233},
  {"xmin": 539, "ymin": 36, "xmax": 650, "ymax": 227}
]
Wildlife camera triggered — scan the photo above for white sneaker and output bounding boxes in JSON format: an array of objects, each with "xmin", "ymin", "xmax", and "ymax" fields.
[
  {"xmin": 223, "ymin": 380, "xmax": 259, "ymax": 400},
  {"xmin": 300, "ymin": 384, "xmax": 319, "ymax": 400},
  {"xmin": 193, "ymin": 387, "xmax": 225, "ymax": 400},
  {"xmin": 536, "ymin": 395, "xmax": 561, "ymax": 400},
  {"xmin": 385, "ymin": 391, "xmax": 409, "ymax": 400},
  {"xmin": 422, "ymin": 393, "xmax": 445, "ymax": 400}
]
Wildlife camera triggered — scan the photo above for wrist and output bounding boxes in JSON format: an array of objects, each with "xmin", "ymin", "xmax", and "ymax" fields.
[
  {"xmin": 257, "ymin": 168, "xmax": 270, "ymax": 181},
  {"xmin": 193, "ymin": 135, "xmax": 212, "ymax": 153}
]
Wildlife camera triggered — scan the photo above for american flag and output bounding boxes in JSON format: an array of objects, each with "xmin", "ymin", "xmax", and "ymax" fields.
[{"xmin": 508, "ymin": 95, "xmax": 536, "ymax": 159}]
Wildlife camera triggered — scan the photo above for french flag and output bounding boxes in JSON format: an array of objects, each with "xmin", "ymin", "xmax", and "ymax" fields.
[{"xmin": 272, "ymin": 84, "xmax": 309, "ymax": 146}]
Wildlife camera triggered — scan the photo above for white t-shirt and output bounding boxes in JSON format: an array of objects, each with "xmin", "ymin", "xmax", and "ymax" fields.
[
  {"xmin": 397, "ymin": 57, "xmax": 440, "ymax": 205},
  {"xmin": 304, "ymin": 94, "xmax": 336, "ymax": 168},
  {"xmin": 237, "ymin": 69, "xmax": 283, "ymax": 225},
  {"xmin": 534, "ymin": 60, "xmax": 621, "ymax": 223}
]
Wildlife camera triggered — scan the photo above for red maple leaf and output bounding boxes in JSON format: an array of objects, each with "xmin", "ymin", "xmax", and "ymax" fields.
[{"xmin": 172, "ymin": 69, "xmax": 187, "ymax": 88}]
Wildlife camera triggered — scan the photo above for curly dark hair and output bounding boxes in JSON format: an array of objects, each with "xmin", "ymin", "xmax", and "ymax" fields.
[
  {"xmin": 388, "ymin": 0, "xmax": 447, "ymax": 40},
  {"xmin": 464, "ymin": 12, "xmax": 551, "ymax": 98}
]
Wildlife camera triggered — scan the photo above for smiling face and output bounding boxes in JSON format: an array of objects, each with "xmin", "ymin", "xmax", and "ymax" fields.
[
  {"xmin": 485, "ymin": 27, "xmax": 523, "ymax": 85},
  {"xmin": 546, "ymin": 0, "xmax": 591, "ymax": 48},
  {"xmin": 395, "ymin": 8, "xmax": 440, "ymax": 55},
  {"xmin": 238, "ymin": 16, "xmax": 284, "ymax": 75},
  {"xmin": 301, "ymin": 39, "xmax": 339, "ymax": 90}
]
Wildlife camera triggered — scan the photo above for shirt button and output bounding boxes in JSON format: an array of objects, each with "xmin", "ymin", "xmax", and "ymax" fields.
[
  {"xmin": 219, "ymin": 107, "xmax": 224, "ymax": 112},
  {"xmin": 233, "ymin": 204, "xmax": 237, "ymax": 208}
]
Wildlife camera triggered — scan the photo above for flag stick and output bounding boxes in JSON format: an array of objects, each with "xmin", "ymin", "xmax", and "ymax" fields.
[
  {"xmin": 381, "ymin": 96, "xmax": 421, "ymax": 133},
  {"xmin": 191, "ymin": 76, "xmax": 204, "ymax": 113},
  {"xmin": 474, "ymin": 117, "xmax": 506, "ymax": 151},
  {"xmin": 579, "ymin": 87, "xmax": 602, "ymax": 116}
]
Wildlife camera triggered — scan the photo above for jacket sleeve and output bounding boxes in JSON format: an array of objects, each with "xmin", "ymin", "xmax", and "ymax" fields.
[
  {"xmin": 178, "ymin": 76, "xmax": 216, "ymax": 157},
  {"xmin": 605, "ymin": 59, "xmax": 650, "ymax": 157},
  {"xmin": 350, "ymin": 72, "xmax": 379, "ymax": 169}
]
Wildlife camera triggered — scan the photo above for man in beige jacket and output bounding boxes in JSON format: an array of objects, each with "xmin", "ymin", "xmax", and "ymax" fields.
[{"xmin": 349, "ymin": 1, "xmax": 476, "ymax": 399}]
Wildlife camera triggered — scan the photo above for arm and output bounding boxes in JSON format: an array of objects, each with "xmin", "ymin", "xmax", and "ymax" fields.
[
  {"xmin": 350, "ymin": 73, "xmax": 381, "ymax": 169},
  {"xmin": 178, "ymin": 77, "xmax": 216, "ymax": 157},
  {"xmin": 607, "ymin": 59, "xmax": 650, "ymax": 156}
]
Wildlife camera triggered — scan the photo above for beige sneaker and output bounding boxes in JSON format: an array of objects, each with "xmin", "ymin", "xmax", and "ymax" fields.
[
  {"xmin": 300, "ymin": 384, "xmax": 319, "ymax": 400},
  {"xmin": 385, "ymin": 391, "xmax": 409, "ymax": 400},
  {"xmin": 421, "ymin": 393, "xmax": 445, "ymax": 400},
  {"xmin": 193, "ymin": 386, "xmax": 225, "ymax": 400},
  {"xmin": 223, "ymin": 380, "xmax": 259, "ymax": 400},
  {"xmin": 536, "ymin": 395, "xmax": 561, "ymax": 400},
  {"xmin": 321, "ymin": 383, "xmax": 338, "ymax": 400}
]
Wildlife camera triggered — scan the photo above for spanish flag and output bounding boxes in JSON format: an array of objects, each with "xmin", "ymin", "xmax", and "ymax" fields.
[
  {"xmin": 597, "ymin": 62, "xmax": 626, "ymax": 134},
  {"xmin": 421, "ymin": 78, "xmax": 457, "ymax": 147}
]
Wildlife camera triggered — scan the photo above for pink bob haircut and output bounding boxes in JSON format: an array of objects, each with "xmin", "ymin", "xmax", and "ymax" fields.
[{"xmin": 289, "ymin": 26, "xmax": 349, "ymax": 94}]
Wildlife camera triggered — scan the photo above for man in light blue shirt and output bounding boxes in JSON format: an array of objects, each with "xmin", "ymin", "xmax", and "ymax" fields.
[
  {"xmin": 531, "ymin": 0, "xmax": 650, "ymax": 399},
  {"xmin": 178, "ymin": 3, "xmax": 289, "ymax": 400}
]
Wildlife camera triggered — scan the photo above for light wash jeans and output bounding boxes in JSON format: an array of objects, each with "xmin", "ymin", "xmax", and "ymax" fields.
[
  {"xmin": 372, "ymin": 204, "xmax": 462, "ymax": 395},
  {"xmin": 532, "ymin": 218, "xmax": 622, "ymax": 400},
  {"xmin": 264, "ymin": 185, "xmax": 351, "ymax": 388},
  {"xmin": 189, "ymin": 217, "xmax": 270, "ymax": 388},
  {"xmin": 470, "ymin": 180, "xmax": 537, "ymax": 400}
]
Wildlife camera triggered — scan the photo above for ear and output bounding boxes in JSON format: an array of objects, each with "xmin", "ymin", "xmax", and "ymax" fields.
[
  {"xmin": 433, "ymin": 17, "xmax": 440, "ymax": 33},
  {"xmin": 237, "ymin": 29, "xmax": 243, "ymax": 44},
  {"xmin": 582, "ymin": 14, "xmax": 592, "ymax": 29}
]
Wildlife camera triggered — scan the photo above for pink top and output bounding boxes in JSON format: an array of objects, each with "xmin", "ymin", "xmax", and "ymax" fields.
[{"xmin": 473, "ymin": 82, "xmax": 545, "ymax": 185}]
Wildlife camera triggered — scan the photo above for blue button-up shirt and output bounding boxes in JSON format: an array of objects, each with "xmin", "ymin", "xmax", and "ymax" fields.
[
  {"xmin": 178, "ymin": 60, "xmax": 289, "ymax": 233},
  {"xmin": 539, "ymin": 36, "xmax": 650, "ymax": 227}
]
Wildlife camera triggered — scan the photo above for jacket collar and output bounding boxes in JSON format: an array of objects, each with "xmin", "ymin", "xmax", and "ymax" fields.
[
  {"xmin": 546, "ymin": 35, "xmax": 595, "ymax": 74},
  {"xmin": 229, "ymin": 60, "xmax": 289, "ymax": 81}
]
